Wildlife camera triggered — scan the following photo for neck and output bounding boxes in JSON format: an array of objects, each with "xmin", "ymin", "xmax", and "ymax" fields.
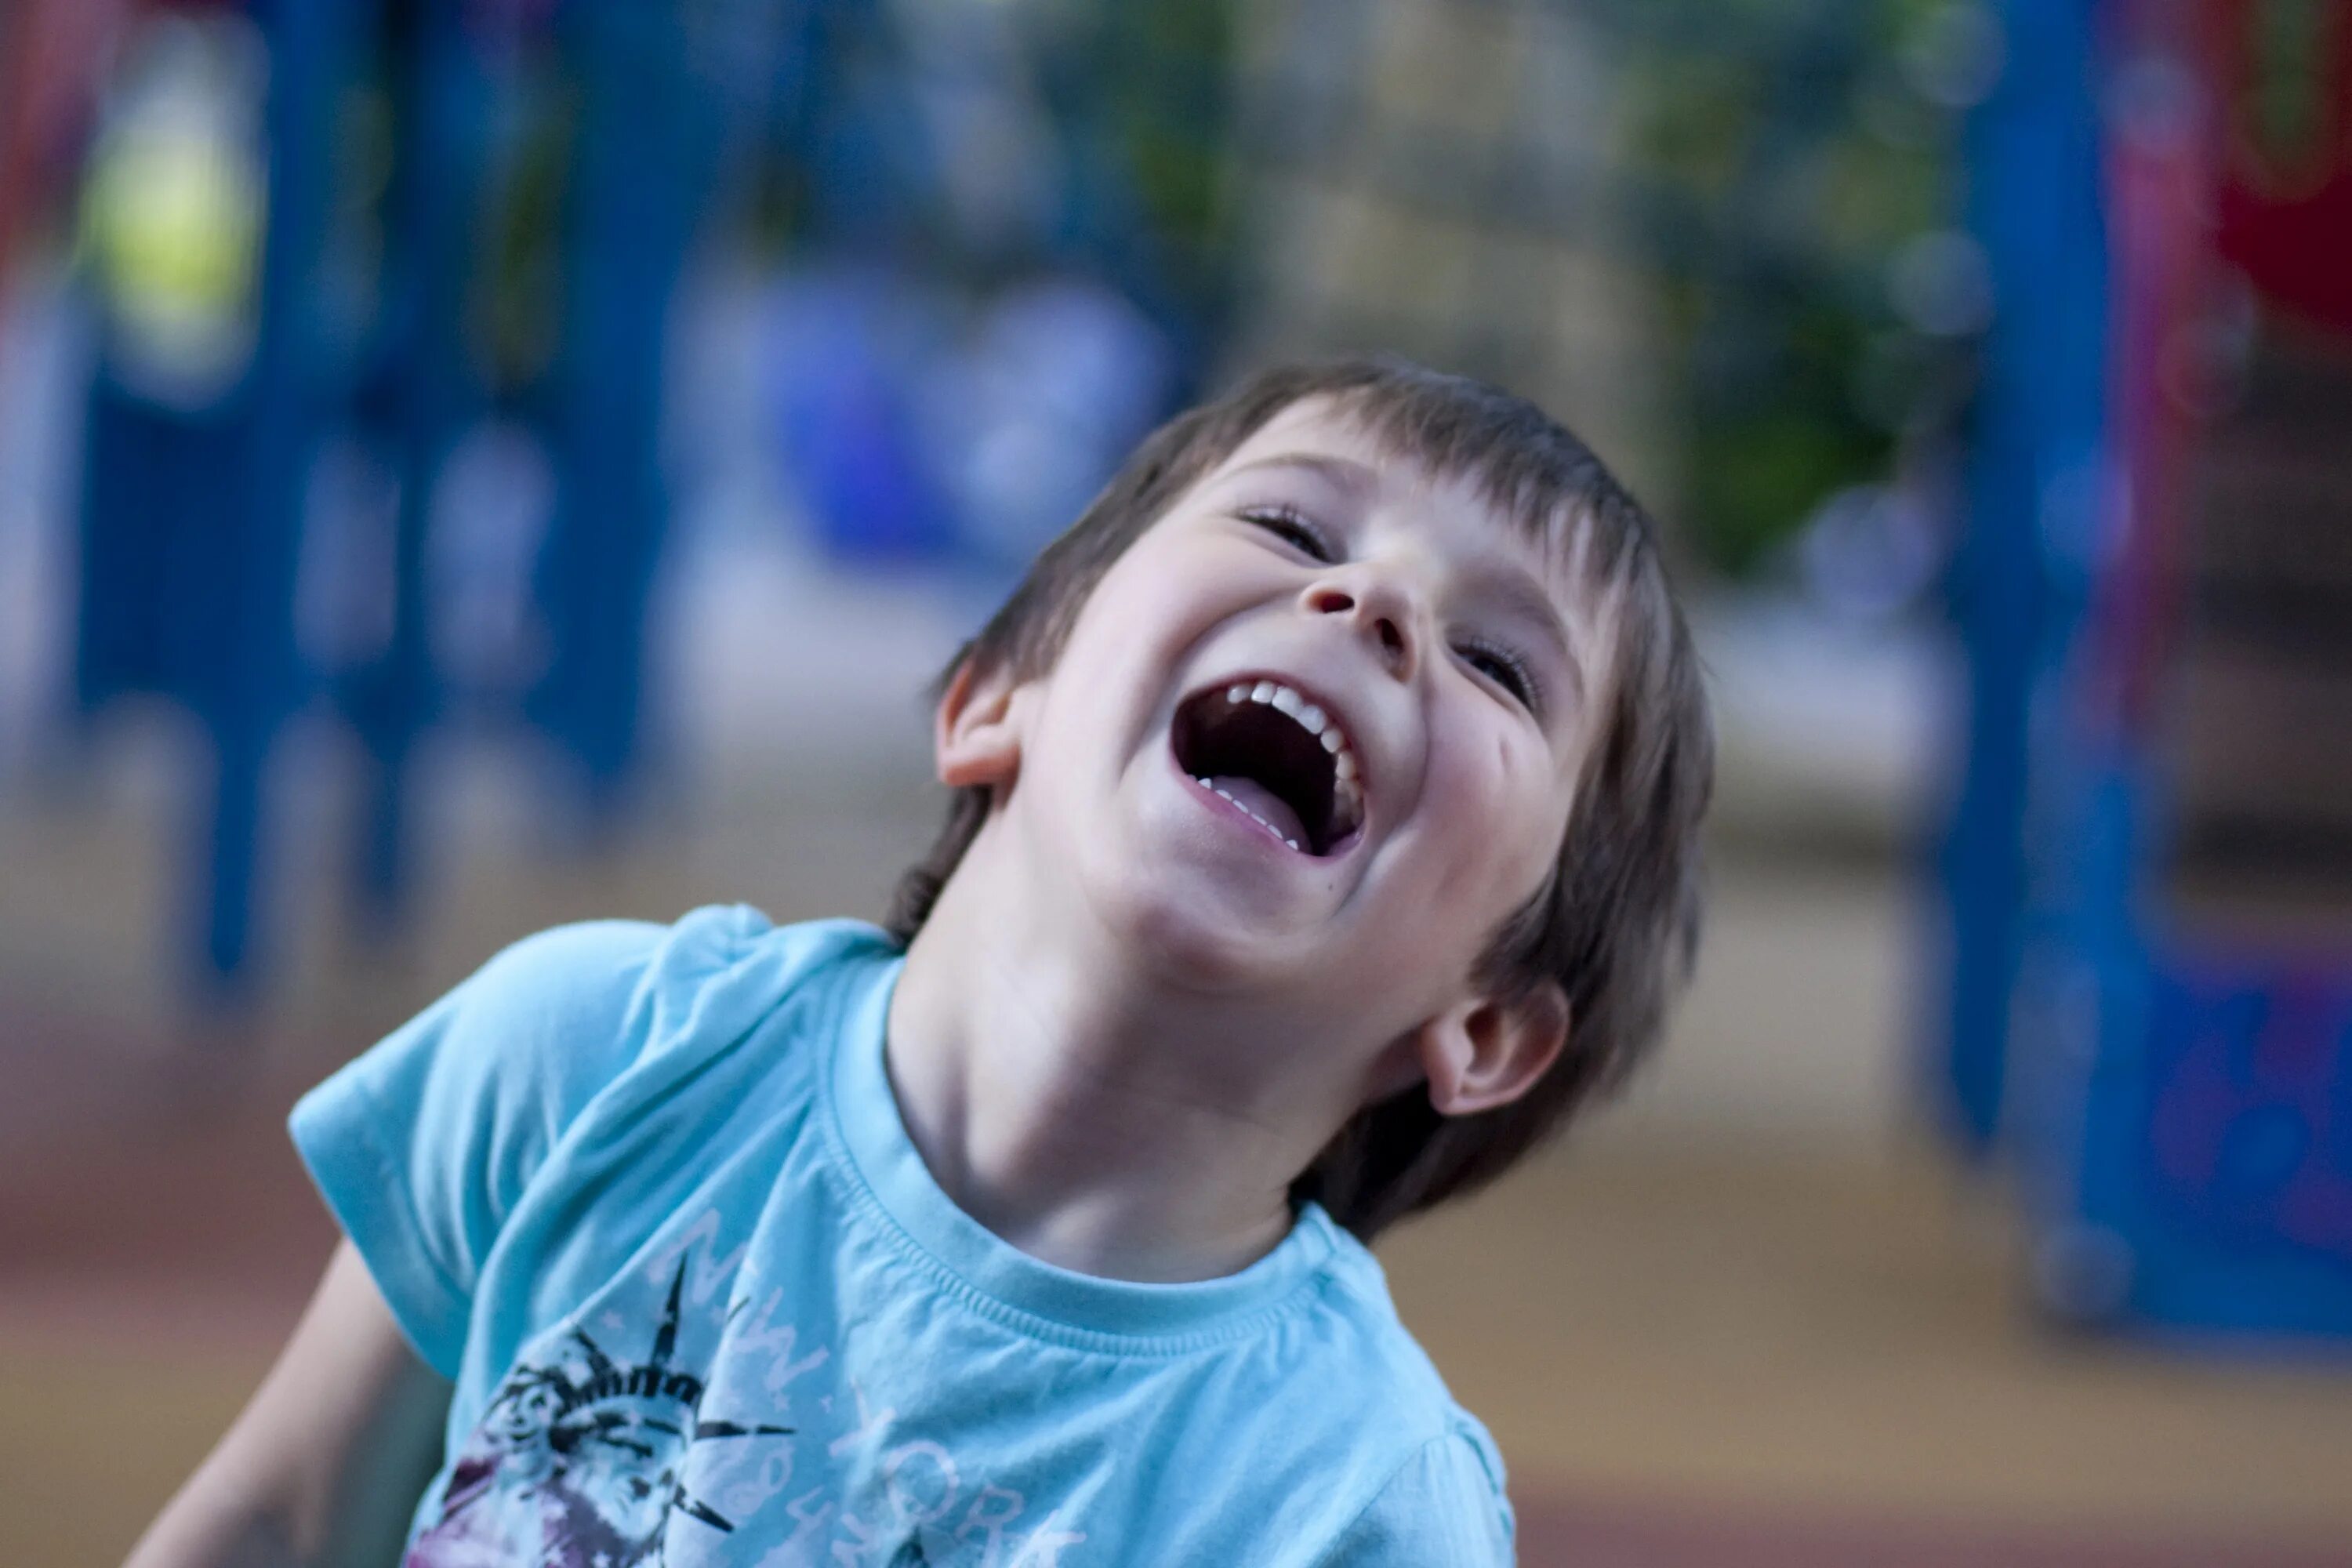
[{"xmin": 884, "ymin": 835, "xmax": 1345, "ymax": 1283}]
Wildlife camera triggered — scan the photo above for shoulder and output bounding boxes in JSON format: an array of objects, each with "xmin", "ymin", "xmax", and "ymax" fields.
[
  {"xmin": 469, "ymin": 903, "xmax": 872, "ymax": 1004},
  {"xmin": 450, "ymin": 916, "xmax": 670, "ymax": 1048},
  {"xmin": 1303, "ymin": 1223, "xmax": 1472, "ymax": 1421},
  {"xmin": 1280, "ymin": 1225, "xmax": 1516, "ymax": 1564},
  {"xmin": 285, "ymin": 907, "xmax": 898, "ymax": 1374},
  {"xmin": 293, "ymin": 906, "xmax": 897, "ymax": 1180},
  {"xmin": 458, "ymin": 906, "xmax": 897, "ymax": 1059},
  {"xmin": 1316, "ymin": 1421, "xmax": 1515, "ymax": 1567},
  {"xmin": 628, "ymin": 908, "xmax": 899, "ymax": 1059}
]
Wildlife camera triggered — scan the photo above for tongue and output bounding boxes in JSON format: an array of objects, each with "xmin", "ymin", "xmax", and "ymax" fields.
[{"xmin": 1207, "ymin": 775, "xmax": 1307, "ymax": 848}]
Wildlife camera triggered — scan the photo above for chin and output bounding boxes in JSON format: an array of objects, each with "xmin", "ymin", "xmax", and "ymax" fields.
[{"xmin": 1080, "ymin": 852, "xmax": 1307, "ymax": 993}]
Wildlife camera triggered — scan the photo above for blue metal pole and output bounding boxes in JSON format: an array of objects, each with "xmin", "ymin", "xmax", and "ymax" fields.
[
  {"xmin": 346, "ymin": 0, "xmax": 493, "ymax": 927},
  {"xmin": 1936, "ymin": 0, "xmax": 2112, "ymax": 1149},
  {"xmin": 528, "ymin": 0, "xmax": 730, "ymax": 804},
  {"xmin": 196, "ymin": 0, "xmax": 358, "ymax": 985}
]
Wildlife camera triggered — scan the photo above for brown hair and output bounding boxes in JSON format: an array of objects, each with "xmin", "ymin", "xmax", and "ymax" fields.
[{"xmin": 884, "ymin": 357, "xmax": 1713, "ymax": 1240}]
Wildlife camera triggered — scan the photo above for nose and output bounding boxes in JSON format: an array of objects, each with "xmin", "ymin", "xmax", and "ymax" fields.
[{"xmin": 1303, "ymin": 572, "xmax": 1417, "ymax": 679}]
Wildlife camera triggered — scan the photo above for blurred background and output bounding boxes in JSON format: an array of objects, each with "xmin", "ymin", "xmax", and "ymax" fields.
[{"xmin": 2, "ymin": 0, "xmax": 2350, "ymax": 1561}]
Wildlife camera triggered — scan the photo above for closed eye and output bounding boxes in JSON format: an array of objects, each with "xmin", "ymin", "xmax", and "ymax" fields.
[
  {"xmin": 1240, "ymin": 505, "xmax": 1336, "ymax": 563},
  {"xmin": 1460, "ymin": 640, "xmax": 1540, "ymax": 711}
]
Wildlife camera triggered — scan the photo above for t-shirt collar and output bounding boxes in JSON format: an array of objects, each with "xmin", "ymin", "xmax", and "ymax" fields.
[{"xmin": 827, "ymin": 947, "xmax": 1340, "ymax": 1342}]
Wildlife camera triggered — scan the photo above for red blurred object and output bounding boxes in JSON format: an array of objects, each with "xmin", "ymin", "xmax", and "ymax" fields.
[
  {"xmin": 2096, "ymin": 0, "xmax": 2352, "ymax": 735},
  {"xmin": 2096, "ymin": 0, "xmax": 2220, "ymax": 736},
  {"xmin": 2208, "ymin": 0, "xmax": 2352, "ymax": 336}
]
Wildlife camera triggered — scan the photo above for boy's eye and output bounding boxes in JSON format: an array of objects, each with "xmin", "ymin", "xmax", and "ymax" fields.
[
  {"xmin": 1240, "ymin": 506, "xmax": 1335, "ymax": 562},
  {"xmin": 1460, "ymin": 641, "xmax": 1538, "ymax": 710}
]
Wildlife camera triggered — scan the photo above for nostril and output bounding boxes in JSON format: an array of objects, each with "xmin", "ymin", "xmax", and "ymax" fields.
[
  {"xmin": 1377, "ymin": 619, "xmax": 1404, "ymax": 661},
  {"xmin": 1309, "ymin": 586, "xmax": 1356, "ymax": 615}
]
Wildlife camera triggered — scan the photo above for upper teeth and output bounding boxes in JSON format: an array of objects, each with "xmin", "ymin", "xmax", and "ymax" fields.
[{"xmin": 1221, "ymin": 678, "xmax": 1365, "ymax": 825}]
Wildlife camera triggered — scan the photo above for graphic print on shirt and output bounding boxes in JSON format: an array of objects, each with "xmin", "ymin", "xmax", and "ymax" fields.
[
  {"xmin": 405, "ymin": 1214, "xmax": 1091, "ymax": 1567},
  {"xmin": 405, "ymin": 1254, "xmax": 791, "ymax": 1568}
]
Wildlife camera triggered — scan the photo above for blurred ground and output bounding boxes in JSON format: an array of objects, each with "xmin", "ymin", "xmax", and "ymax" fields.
[{"xmin": 4, "ymin": 568, "xmax": 2350, "ymax": 1564}]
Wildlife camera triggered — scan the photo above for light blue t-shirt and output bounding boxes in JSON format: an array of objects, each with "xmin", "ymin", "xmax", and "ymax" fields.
[{"xmin": 291, "ymin": 906, "xmax": 1514, "ymax": 1566}]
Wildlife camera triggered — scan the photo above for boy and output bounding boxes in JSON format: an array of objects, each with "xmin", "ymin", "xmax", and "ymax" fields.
[{"xmin": 128, "ymin": 358, "xmax": 1711, "ymax": 1566}]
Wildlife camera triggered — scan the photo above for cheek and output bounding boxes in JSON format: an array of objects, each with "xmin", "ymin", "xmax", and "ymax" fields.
[
  {"xmin": 1025, "ymin": 597, "xmax": 1198, "ymax": 814},
  {"xmin": 1430, "ymin": 715, "xmax": 1566, "ymax": 910},
  {"xmin": 1064, "ymin": 554, "xmax": 1188, "ymax": 679},
  {"xmin": 1056, "ymin": 557, "xmax": 1226, "ymax": 729}
]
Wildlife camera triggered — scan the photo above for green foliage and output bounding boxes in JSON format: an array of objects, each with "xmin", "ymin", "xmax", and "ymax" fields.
[
  {"xmin": 2245, "ymin": 0, "xmax": 2339, "ymax": 167},
  {"xmin": 1050, "ymin": 0, "xmax": 1240, "ymax": 334},
  {"xmin": 1592, "ymin": 0, "xmax": 1971, "ymax": 577}
]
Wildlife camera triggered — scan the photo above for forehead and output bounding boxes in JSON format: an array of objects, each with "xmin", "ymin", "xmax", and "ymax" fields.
[
  {"xmin": 1203, "ymin": 395, "xmax": 1606, "ymax": 616},
  {"xmin": 1212, "ymin": 397, "xmax": 1468, "ymax": 508}
]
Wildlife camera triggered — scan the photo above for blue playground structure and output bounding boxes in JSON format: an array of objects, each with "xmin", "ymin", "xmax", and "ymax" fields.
[
  {"xmin": 74, "ymin": 0, "xmax": 363, "ymax": 982},
  {"xmin": 60, "ymin": 0, "xmax": 1211, "ymax": 992},
  {"xmin": 1938, "ymin": 0, "xmax": 2352, "ymax": 1340},
  {"xmin": 69, "ymin": 0, "xmax": 771, "ymax": 983}
]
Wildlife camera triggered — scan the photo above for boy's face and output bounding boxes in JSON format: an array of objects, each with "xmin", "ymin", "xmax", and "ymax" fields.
[{"xmin": 968, "ymin": 398, "xmax": 1607, "ymax": 1060}]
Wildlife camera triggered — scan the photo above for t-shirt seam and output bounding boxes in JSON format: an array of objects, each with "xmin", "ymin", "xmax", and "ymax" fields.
[
  {"xmin": 1451, "ymin": 1414, "xmax": 1511, "ymax": 1509},
  {"xmin": 1307, "ymin": 1429, "xmax": 1493, "ymax": 1568},
  {"xmin": 816, "ymin": 1029, "xmax": 1341, "ymax": 1358},
  {"xmin": 818, "ymin": 1112, "xmax": 1337, "ymax": 1356},
  {"xmin": 1310, "ymin": 1432, "xmax": 1447, "ymax": 1568}
]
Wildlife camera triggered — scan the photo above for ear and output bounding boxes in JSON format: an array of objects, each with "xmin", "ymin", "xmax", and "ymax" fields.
[
  {"xmin": 934, "ymin": 656, "xmax": 1026, "ymax": 793},
  {"xmin": 1385, "ymin": 981, "xmax": 1570, "ymax": 1117}
]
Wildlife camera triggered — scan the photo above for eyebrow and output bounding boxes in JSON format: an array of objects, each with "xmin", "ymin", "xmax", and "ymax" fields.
[{"xmin": 1220, "ymin": 452, "xmax": 1381, "ymax": 499}]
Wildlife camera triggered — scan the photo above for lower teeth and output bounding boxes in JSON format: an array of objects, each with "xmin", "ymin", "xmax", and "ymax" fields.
[{"xmin": 1197, "ymin": 778, "xmax": 1301, "ymax": 850}]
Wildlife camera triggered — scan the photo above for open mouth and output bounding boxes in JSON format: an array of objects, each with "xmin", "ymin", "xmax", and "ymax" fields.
[{"xmin": 1171, "ymin": 678, "xmax": 1365, "ymax": 856}]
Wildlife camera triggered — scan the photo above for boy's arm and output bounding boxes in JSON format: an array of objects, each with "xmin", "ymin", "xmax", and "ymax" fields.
[{"xmin": 123, "ymin": 1241, "xmax": 452, "ymax": 1568}]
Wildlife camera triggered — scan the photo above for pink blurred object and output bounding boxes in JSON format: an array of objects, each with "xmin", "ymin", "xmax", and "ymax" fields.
[{"xmin": 0, "ymin": 0, "xmax": 129, "ymax": 347}]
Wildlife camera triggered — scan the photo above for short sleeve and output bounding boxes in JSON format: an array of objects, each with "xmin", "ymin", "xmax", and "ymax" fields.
[
  {"xmin": 288, "ymin": 919, "xmax": 672, "ymax": 1377},
  {"xmin": 1319, "ymin": 1429, "xmax": 1516, "ymax": 1568}
]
